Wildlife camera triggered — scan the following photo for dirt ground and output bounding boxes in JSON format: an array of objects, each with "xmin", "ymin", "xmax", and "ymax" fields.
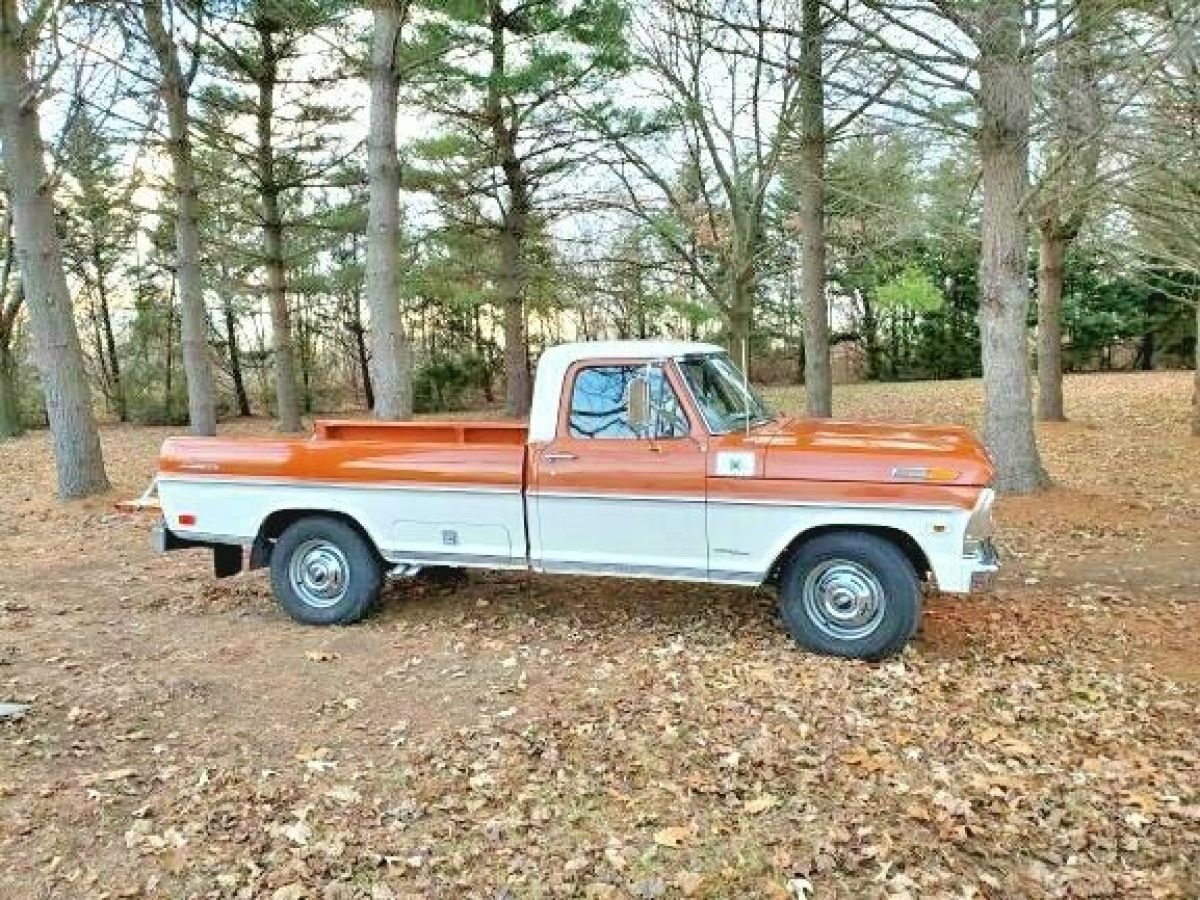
[{"xmin": 1, "ymin": 372, "xmax": 1198, "ymax": 900}]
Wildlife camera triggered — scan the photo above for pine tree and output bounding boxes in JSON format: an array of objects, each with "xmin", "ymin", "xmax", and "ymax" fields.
[
  {"xmin": 409, "ymin": 0, "xmax": 630, "ymax": 415},
  {"xmin": 197, "ymin": 0, "xmax": 352, "ymax": 431}
]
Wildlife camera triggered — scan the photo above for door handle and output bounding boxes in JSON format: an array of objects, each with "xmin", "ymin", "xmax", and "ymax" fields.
[{"xmin": 543, "ymin": 451, "xmax": 577, "ymax": 462}]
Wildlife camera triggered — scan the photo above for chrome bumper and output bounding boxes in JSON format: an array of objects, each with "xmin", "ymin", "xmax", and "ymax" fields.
[
  {"xmin": 150, "ymin": 522, "xmax": 171, "ymax": 553},
  {"xmin": 966, "ymin": 539, "xmax": 1000, "ymax": 592},
  {"xmin": 151, "ymin": 521, "xmax": 243, "ymax": 578}
]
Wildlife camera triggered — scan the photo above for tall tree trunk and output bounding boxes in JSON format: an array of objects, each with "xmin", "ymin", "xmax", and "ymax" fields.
[
  {"xmin": 164, "ymin": 279, "xmax": 175, "ymax": 421},
  {"xmin": 0, "ymin": 282, "xmax": 22, "ymax": 438},
  {"xmin": 87, "ymin": 302, "xmax": 109, "ymax": 405},
  {"xmin": 473, "ymin": 306, "xmax": 495, "ymax": 404},
  {"xmin": 1033, "ymin": 0, "xmax": 1100, "ymax": 424},
  {"xmin": 0, "ymin": 5, "xmax": 108, "ymax": 497},
  {"xmin": 93, "ymin": 253, "xmax": 125, "ymax": 422},
  {"xmin": 728, "ymin": 263, "xmax": 755, "ymax": 372},
  {"xmin": 297, "ymin": 303, "xmax": 313, "ymax": 414},
  {"xmin": 1036, "ymin": 224, "xmax": 1067, "ymax": 422},
  {"xmin": 1193, "ymin": 297, "xmax": 1199, "ymax": 437},
  {"xmin": 353, "ymin": 318, "xmax": 374, "ymax": 411},
  {"xmin": 1138, "ymin": 329, "xmax": 1154, "ymax": 371},
  {"xmin": 861, "ymin": 293, "xmax": 880, "ymax": 381},
  {"xmin": 488, "ymin": 2, "xmax": 531, "ymax": 417},
  {"xmin": 0, "ymin": 210, "xmax": 21, "ymax": 437},
  {"xmin": 977, "ymin": 3, "xmax": 1047, "ymax": 493},
  {"xmin": 143, "ymin": 0, "xmax": 217, "ymax": 435},
  {"xmin": 255, "ymin": 18, "xmax": 302, "ymax": 432},
  {"xmin": 497, "ymin": 219, "xmax": 530, "ymax": 416},
  {"xmin": 798, "ymin": 0, "xmax": 831, "ymax": 417},
  {"xmin": 221, "ymin": 292, "xmax": 251, "ymax": 417},
  {"xmin": 0, "ymin": 338, "xmax": 19, "ymax": 437},
  {"xmin": 365, "ymin": 0, "xmax": 413, "ymax": 420}
]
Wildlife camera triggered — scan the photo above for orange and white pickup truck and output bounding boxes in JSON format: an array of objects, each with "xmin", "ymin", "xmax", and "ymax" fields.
[{"xmin": 149, "ymin": 340, "xmax": 998, "ymax": 659}]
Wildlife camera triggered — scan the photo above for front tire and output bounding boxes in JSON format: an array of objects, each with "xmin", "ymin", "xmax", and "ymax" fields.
[
  {"xmin": 269, "ymin": 517, "xmax": 383, "ymax": 625},
  {"xmin": 778, "ymin": 532, "xmax": 921, "ymax": 660}
]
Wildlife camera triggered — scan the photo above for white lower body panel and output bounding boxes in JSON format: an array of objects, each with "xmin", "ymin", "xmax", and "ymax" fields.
[
  {"xmin": 158, "ymin": 478, "xmax": 989, "ymax": 594},
  {"xmin": 705, "ymin": 498, "xmax": 976, "ymax": 592},
  {"xmin": 158, "ymin": 477, "xmax": 526, "ymax": 567},
  {"xmin": 530, "ymin": 492, "xmax": 709, "ymax": 576}
]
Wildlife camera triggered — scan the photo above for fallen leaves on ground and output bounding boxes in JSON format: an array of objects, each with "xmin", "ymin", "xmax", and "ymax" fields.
[{"xmin": 0, "ymin": 373, "xmax": 1198, "ymax": 898}]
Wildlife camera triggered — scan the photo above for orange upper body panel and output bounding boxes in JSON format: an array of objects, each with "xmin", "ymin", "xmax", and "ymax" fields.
[
  {"xmin": 699, "ymin": 417, "xmax": 992, "ymax": 509},
  {"xmin": 158, "ymin": 420, "xmax": 527, "ymax": 489},
  {"xmin": 748, "ymin": 417, "xmax": 993, "ymax": 487}
]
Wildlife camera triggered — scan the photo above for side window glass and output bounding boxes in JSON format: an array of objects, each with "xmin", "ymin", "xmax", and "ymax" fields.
[
  {"xmin": 568, "ymin": 365, "xmax": 689, "ymax": 440},
  {"xmin": 649, "ymin": 368, "xmax": 689, "ymax": 438},
  {"xmin": 569, "ymin": 366, "xmax": 639, "ymax": 438}
]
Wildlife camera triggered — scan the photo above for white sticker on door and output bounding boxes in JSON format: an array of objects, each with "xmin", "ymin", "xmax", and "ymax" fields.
[{"xmin": 715, "ymin": 451, "xmax": 756, "ymax": 477}]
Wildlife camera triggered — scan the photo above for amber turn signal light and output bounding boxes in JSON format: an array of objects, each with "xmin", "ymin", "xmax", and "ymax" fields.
[{"xmin": 890, "ymin": 466, "xmax": 959, "ymax": 483}]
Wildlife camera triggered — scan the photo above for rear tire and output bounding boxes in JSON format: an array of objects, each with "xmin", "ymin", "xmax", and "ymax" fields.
[
  {"xmin": 778, "ymin": 532, "xmax": 921, "ymax": 660},
  {"xmin": 269, "ymin": 517, "xmax": 383, "ymax": 625}
]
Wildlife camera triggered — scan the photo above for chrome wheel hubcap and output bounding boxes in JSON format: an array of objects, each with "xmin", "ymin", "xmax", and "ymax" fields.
[
  {"xmin": 801, "ymin": 559, "xmax": 886, "ymax": 640},
  {"xmin": 288, "ymin": 539, "xmax": 349, "ymax": 608}
]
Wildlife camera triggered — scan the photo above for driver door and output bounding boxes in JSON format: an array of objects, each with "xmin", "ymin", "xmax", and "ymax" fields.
[{"xmin": 529, "ymin": 360, "xmax": 709, "ymax": 579}]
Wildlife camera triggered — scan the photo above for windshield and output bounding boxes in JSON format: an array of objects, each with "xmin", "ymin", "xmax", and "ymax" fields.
[{"xmin": 676, "ymin": 353, "xmax": 774, "ymax": 434}]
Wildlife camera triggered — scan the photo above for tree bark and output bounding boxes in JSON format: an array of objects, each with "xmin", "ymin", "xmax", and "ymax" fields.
[
  {"xmin": 488, "ymin": 1, "xmax": 531, "ymax": 417},
  {"xmin": 352, "ymin": 315, "xmax": 374, "ymax": 411},
  {"xmin": 0, "ymin": 4, "xmax": 108, "ymax": 496},
  {"xmin": 297, "ymin": 302, "xmax": 313, "ymax": 413},
  {"xmin": 0, "ymin": 337, "xmax": 18, "ymax": 437},
  {"xmin": 497, "ymin": 220, "xmax": 530, "ymax": 416},
  {"xmin": 861, "ymin": 293, "xmax": 880, "ymax": 381},
  {"xmin": 93, "ymin": 245, "xmax": 125, "ymax": 422},
  {"xmin": 164, "ymin": 279, "xmax": 174, "ymax": 421},
  {"xmin": 728, "ymin": 264, "xmax": 755, "ymax": 373},
  {"xmin": 976, "ymin": 2, "xmax": 1048, "ymax": 493},
  {"xmin": 1138, "ymin": 329, "xmax": 1154, "ymax": 371},
  {"xmin": 0, "ymin": 279, "xmax": 22, "ymax": 438},
  {"xmin": 221, "ymin": 292, "xmax": 250, "ymax": 417},
  {"xmin": 473, "ymin": 306, "xmax": 495, "ymax": 403},
  {"xmin": 143, "ymin": 0, "xmax": 217, "ymax": 435},
  {"xmin": 365, "ymin": 0, "xmax": 412, "ymax": 420},
  {"xmin": 254, "ymin": 15, "xmax": 302, "ymax": 432},
  {"xmin": 798, "ymin": 0, "xmax": 831, "ymax": 417},
  {"xmin": 1032, "ymin": 0, "xmax": 1100, "ymax": 425},
  {"xmin": 1036, "ymin": 224, "xmax": 1067, "ymax": 421},
  {"xmin": 1193, "ymin": 297, "xmax": 1199, "ymax": 437}
]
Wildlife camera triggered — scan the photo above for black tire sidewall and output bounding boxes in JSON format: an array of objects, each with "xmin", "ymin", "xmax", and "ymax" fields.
[
  {"xmin": 779, "ymin": 532, "xmax": 921, "ymax": 660},
  {"xmin": 269, "ymin": 517, "xmax": 383, "ymax": 625}
]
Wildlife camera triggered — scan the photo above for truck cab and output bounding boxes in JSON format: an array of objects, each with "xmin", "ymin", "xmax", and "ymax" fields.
[{"xmin": 151, "ymin": 340, "xmax": 998, "ymax": 659}]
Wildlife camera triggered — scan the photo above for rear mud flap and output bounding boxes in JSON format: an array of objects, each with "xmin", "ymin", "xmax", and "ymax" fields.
[
  {"xmin": 213, "ymin": 544, "xmax": 244, "ymax": 579},
  {"xmin": 153, "ymin": 523, "xmax": 245, "ymax": 579}
]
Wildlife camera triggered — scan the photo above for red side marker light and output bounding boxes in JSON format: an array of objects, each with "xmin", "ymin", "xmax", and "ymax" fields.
[{"xmin": 178, "ymin": 513, "xmax": 196, "ymax": 526}]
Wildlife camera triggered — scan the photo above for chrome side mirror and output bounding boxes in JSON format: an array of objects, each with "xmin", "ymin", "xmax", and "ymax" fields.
[{"xmin": 627, "ymin": 374, "xmax": 652, "ymax": 436}]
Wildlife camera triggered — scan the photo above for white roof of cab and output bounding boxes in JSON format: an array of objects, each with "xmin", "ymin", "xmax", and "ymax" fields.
[
  {"xmin": 528, "ymin": 340, "xmax": 725, "ymax": 442},
  {"xmin": 541, "ymin": 340, "xmax": 724, "ymax": 366}
]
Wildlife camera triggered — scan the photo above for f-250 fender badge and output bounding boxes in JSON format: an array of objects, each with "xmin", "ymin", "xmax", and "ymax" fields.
[{"xmin": 714, "ymin": 451, "xmax": 756, "ymax": 477}]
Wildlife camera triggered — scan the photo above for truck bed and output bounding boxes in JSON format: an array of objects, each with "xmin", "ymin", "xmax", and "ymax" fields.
[
  {"xmin": 313, "ymin": 419, "xmax": 527, "ymax": 445},
  {"xmin": 156, "ymin": 418, "xmax": 530, "ymax": 566},
  {"xmin": 158, "ymin": 419, "xmax": 528, "ymax": 489}
]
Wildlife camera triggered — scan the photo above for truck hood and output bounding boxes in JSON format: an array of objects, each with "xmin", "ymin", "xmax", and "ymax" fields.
[{"xmin": 760, "ymin": 418, "xmax": 994, "ymax": 486}]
